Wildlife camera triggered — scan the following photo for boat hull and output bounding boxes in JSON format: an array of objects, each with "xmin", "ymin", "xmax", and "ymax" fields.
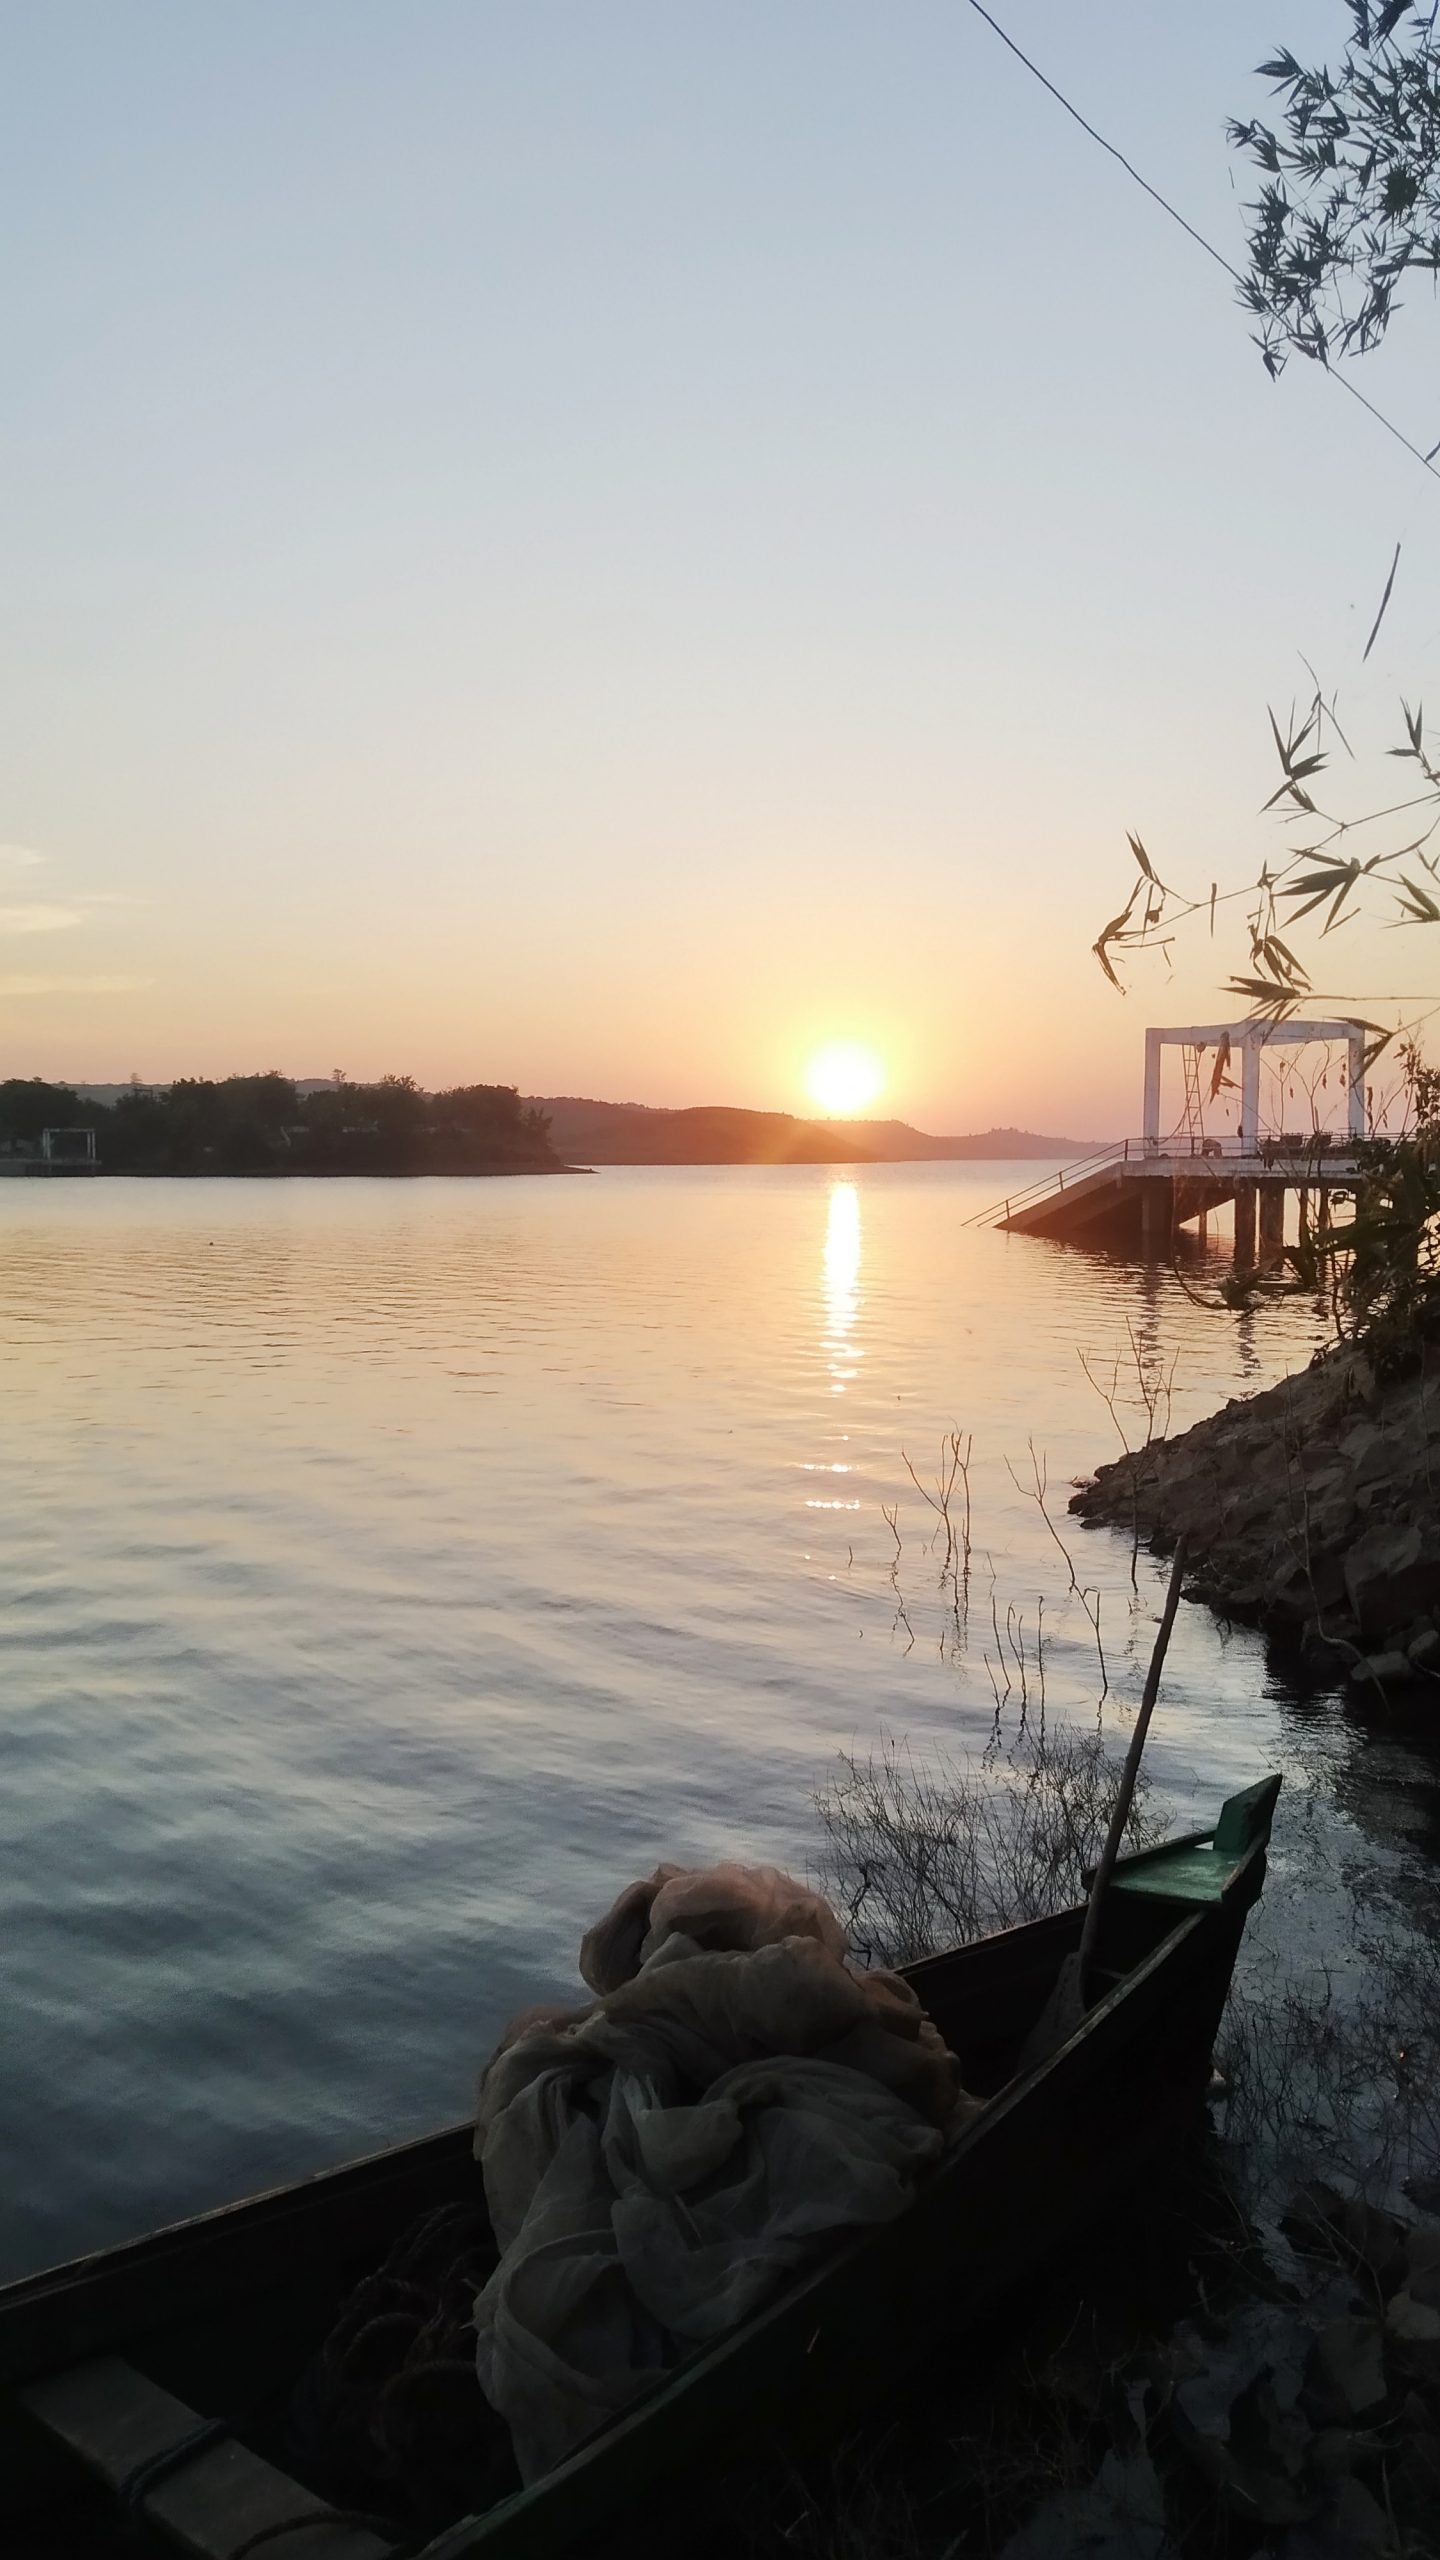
[{"xmin": 0, "ymin": 1786, "xmax": 1276, "ymax": 2560}]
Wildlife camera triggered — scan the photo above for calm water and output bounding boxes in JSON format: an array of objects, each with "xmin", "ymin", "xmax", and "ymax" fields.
[{"xmin": 2, "ymin": 1166, "xmax": 1435, "ymax": 2280}]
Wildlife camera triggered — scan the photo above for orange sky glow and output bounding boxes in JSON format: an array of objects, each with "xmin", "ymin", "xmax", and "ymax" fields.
[{"xmin": 3, "ymin": 8, "xmax": 1435, "ymax": 1140}]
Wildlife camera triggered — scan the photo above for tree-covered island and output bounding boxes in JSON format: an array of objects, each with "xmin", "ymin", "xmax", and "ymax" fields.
[{"xmin": 0, "ymin": 1073, "xmax": 568, "ymax": 1177}]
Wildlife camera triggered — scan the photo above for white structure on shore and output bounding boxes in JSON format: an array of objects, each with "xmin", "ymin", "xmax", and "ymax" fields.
[{"xmin": 1141, "ymin": 1018, "xmax": 1368, "ymax": 1156}]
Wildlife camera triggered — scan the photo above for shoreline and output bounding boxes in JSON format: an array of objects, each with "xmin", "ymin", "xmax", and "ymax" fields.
[
  {"xmin": 0, "ymin": 1160, "xmax": 590, "ymax": 1181},
  {"xmin": 1071, "ymin": 1343, "xmax": 1440, "ymax": 1690}
]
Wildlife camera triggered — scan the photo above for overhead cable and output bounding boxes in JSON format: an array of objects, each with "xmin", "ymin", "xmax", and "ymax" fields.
[{"xmin": 962, "ymin": 0, "xmax": 1440, "ymax": 486}]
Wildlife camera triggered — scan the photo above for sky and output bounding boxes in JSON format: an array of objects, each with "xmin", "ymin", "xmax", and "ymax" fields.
[{"xmin": 3, "ymin": 1, "xmax": 1439, "ymax": 1136}]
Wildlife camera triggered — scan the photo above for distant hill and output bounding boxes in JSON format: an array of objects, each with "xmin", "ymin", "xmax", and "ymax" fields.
[
  {"xmin": 525, "ymin": 1098, "xmax": 1103, "ymax": 1166},
  {"xmin": 63, "ymin": 1082, "xmax": 1102, "ymax": 1166}
]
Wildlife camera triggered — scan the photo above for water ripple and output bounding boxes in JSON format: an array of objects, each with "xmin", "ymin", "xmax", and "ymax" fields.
[{"xmin": 0, "ymin": 1164, "xmax": 1406, "ymax": 2278}]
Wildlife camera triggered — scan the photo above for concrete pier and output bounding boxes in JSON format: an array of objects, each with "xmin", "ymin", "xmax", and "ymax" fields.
[{"xmin": 987, "ymin": 1016, "xmax": 1372, "ymax": 1260}]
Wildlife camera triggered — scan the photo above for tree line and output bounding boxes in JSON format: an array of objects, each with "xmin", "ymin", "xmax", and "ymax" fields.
[{"xmin": 0, "ymin": 1073, "xmax": 562, "ymax": 1176}]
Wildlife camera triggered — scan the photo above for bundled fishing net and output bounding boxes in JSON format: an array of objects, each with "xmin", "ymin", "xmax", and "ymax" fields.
[
  {"xmin": 474, "ymin": 1860, "xmax": 972, "ymax": 2481},
  {"xmin": 291, "ymin": 1860, "xmax": 968, "ymax": 2518}
]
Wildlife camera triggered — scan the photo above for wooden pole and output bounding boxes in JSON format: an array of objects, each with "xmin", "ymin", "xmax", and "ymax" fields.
[{"xmin": 1075, "ymin": 1538, "xmax": 1190, "ymax": 1985}]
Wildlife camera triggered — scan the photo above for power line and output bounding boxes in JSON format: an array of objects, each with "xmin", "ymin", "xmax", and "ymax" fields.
[
  {"xmin": 962, "ymin": 0, "xmax": 1440, "ymax": 487},
  {"xmin": 1334, "ymin": 369, "xmax": 1440, "ymax": 481}
]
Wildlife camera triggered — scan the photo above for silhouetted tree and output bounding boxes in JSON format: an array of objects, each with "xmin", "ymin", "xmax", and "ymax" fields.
[
  {"xmin": 12, "ymin": 1068, "xmax": 563, "ymax": 1175},
  {"xmin": 1230, "ymin": 3, "xmax": 1440, "ymax": 371},
  {"xmin": 1091, "ymin": 5, "xmax": 1440, "ymax": 1045},
  {"xmin": 0, "ymin": 1079, "xmax": 96, "ymax": 1146}
]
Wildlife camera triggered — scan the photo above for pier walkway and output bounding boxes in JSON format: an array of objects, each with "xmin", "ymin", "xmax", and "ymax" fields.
[
  {"xmin": 984, "ymin": 1133, "xmax": 1364, "ymax": 1256},
  {"xmin": 975, "ymin": 1019, "xmax": 1372, "ymax": 1264}
]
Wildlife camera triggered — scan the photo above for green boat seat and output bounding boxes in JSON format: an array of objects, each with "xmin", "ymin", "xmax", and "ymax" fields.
[{"xmin": 1109, "ymin": 1775, "xmax": 1282, "ymax": 1905}]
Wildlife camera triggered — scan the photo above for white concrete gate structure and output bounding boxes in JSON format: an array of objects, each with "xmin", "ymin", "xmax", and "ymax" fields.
[{"xmin": 1141, "ymin": 1019, "xmax": 1368, "ymax": 1156}]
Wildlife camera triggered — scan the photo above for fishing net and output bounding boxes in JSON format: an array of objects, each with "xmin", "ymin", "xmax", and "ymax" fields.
[{"xmin": 286, "ymin": 2199, "xmax": 517, "ymax": 2535}]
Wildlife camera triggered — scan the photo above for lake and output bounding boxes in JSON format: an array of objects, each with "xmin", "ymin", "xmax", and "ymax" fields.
[{"xmin": 2, "ymin": 1165, "xmax": 1435, "ymax": 2280}]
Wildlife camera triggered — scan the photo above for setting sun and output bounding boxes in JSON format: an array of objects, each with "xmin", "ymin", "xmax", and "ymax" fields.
[{"xmin": 804, "ymin": 1042, "xmax": 886, "ymax": 1118}]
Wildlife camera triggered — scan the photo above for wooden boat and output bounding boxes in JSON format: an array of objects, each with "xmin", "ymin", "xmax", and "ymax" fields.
[{"xmin": 0, "ymin": 1775, "xmax": 1280, "ymax": 2560}]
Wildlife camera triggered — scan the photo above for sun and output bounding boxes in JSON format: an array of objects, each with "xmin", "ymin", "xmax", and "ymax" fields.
[{"xmin": 805, "ymin": 1042, "xmax": 886, "ymax": 1119}]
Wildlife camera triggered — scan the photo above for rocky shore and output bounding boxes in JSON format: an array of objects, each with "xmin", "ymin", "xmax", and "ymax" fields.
[{"xmin": 1070, "ymin": 1347, "xmax": 1440, "ymax": 1691}]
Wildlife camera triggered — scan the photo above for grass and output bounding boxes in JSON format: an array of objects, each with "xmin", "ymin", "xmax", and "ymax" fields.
[{"xmin": 813, "ymin": 1723, "xmax": 1164, "ymax": 1967}]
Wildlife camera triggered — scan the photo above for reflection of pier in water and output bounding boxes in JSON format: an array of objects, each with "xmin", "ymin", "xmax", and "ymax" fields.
[{"xmin": 979, "ymin": 1019, "xmax": 1370, "ymax": 1266}]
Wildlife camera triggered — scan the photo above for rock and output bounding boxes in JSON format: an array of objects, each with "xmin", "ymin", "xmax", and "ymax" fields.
[
  {"xmin": 1341, "ymin": 2202, "xmax": 1410, "ymax": 2293},
  {"xmin": 1386, "ymin": 2289, "xmax": 1440, "ymax": 2382},
  {"xmin": 1226, "ymin": 2365, "xmax": 1317, "ymax": 2521},
  {"xmin": 1340, "ymin": 1420, "xmax": 1384, "ymax": 1467},
  {"xmin": 1389, "ymin": 2422, "xmax": 1440, "ymax": 2524},
  {"xmin": 1269, "ymin": 1547, "xmax": 1349, "ymax": 1616},
  {"xmin": 1385, "ymin": 2297, "xmax": 1440, "ymax": 2396},
  {"xmin": 1283, "ymin": 2185, "xmax": 1409, "ymax": 2292},
  {"xmin": 1069, "ymin": 1348, "xmax": 1440, "ymax": 1650},
  {"xmin": 1343, "ymin": 1521, "xmax": 1439, "ymax": 1639},
  {"xmin": 1302, "ymin": 1613, "xmax": 1361, "ymax": 1664},
  {"xmin": 1348, "ymin": 1650, "xmax": 1414, "ymax": 1688},
  {"xmin": 997, "ymin": 2449, "xmax": 1169, "ymax": 2560},
  {"xmin": 1405, "ymin": 2225, "xmax": 1440, "ymax": 2308},
  {"xmin": 1386, "ymin": 2290, "xmax": 1440, "ymax": 2344},
  {"xmin": 1154, "ymin": 2388, "xmax": 1317, "ymax": 2530},
  {"xmin": 1302, "ymin": 2317, "xmax": 1389, "ymax": 2425},
  {"xmin": 1331, "ymin": 2475, "xmax": 1393, "ymax": 2551},
  {"xmin": 1308, "ymin": 2427, "xmax": 1362, "ymax": 2481}
]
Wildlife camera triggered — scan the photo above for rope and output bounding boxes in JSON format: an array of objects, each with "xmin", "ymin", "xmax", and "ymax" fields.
[
  {"xmin": 114, "ymin": 2200, "xmax": 512, "ymax": 2552},
  {"xmin": 118, "ymin": 2413, "xmax": 234, "ymax": 2529},
  {"xmin": 283, "ymin": 2201, "xmax": 515, "ymax": 2539},
  {"xmin": 115, "ymin": 2411, "xmax": 399, "ymax": 2560}
]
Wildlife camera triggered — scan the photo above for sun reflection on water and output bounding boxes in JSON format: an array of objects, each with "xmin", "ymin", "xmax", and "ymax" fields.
[{"xmin": 822, "ymin": 1181, "xmax": 861, "ymax": 1398}]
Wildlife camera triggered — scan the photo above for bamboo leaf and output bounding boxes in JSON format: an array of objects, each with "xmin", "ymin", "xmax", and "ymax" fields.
[
  {"xmin": 1361, "ymin": 540, "xmax": 1401, "ymax": 662},
  {"xmin": 1283, "ymin": 863, "xmax": 1358, "ymax": 897},
  {"xmin": 1286, "ymin": 884, "xmax": 1340, "ymax": 925}
]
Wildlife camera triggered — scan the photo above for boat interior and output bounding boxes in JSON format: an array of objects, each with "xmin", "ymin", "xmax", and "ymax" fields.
[{"xmin": 2, "ymin": 1795, "xmax": 1275, "ymax": 2560}]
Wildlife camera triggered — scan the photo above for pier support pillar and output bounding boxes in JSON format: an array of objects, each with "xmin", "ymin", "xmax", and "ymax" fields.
[
  {"xmin": 1140, "ymin": 1180, "xmax": 1170, "ymax": 1254},
  {"xmin": 1259, "ymin": 1184, "xmax": 1286, "ymax": 1267},
  {"xmin": 1233, "ymin": 1181, "xmax": 1257, "ymax": 1270},
  {"xmin": 1240, "ymin": 1038, "xmax": 1262, "ymax": 1152},
  {"xmin": 1348, "ymin": 1026, "xmax": 1367, "ymax": 1139},
  {"xmin": 1142, "ymin": 1029, "xmax": 1163, "ymax": 1155}
]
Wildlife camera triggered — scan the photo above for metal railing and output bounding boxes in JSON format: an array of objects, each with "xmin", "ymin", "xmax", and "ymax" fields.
[
  {"xmin": 959, "ymin": 1141, "xmax": 1129, "ymax": 1229},
  {"xmin": 963, "ymin": 1130, "xmax": 1365, "ymax": 1231},
  {"xmin": 1122, "ymin": 1129, "xmax": 1361, "ymax": 1164}
]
